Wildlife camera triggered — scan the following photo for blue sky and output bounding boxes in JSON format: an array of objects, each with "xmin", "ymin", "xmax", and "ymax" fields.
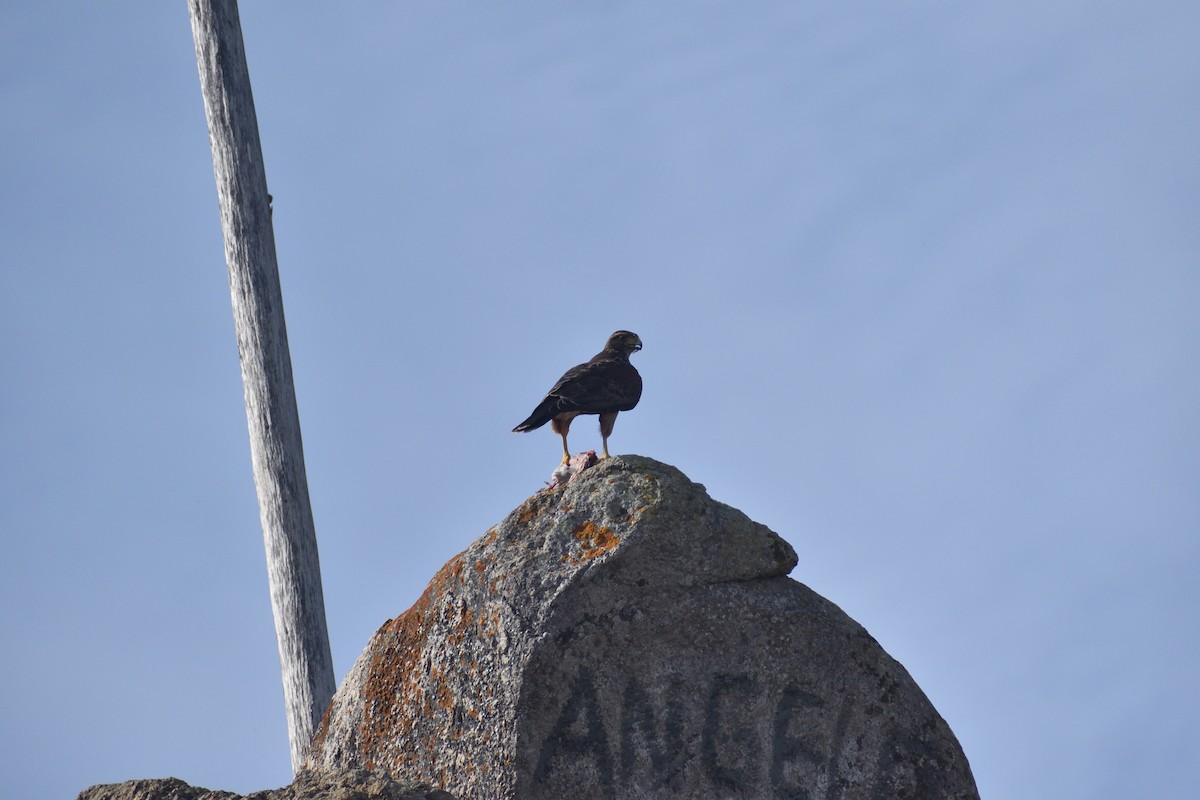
[{"xmin": 2, "ymin": 3, "xmax": 1197, "ymax": 798}]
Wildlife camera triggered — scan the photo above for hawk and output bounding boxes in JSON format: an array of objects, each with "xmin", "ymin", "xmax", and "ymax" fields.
[{"xmin": 513, "ymin": 330, "xmax": 643, "ymax": 462}]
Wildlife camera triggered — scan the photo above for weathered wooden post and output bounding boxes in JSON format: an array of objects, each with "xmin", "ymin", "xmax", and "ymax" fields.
[{"xmin": 187, "ymin": 0, "xmax": 336, "ymax": 773}]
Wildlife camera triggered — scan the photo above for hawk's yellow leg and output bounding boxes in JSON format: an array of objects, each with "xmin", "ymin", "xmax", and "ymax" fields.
[{"xmin": 599, "ymin": 411, "xmax": 618, "ymax": 460}]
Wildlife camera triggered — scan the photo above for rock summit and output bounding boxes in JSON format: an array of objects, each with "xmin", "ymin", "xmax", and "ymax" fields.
[{"xmin": 306, "ymin": 455, "xmax": 978, "ymax": 800}]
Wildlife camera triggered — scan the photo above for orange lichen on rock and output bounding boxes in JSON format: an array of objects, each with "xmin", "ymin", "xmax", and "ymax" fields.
[
  {"xmin": 515, "ymin": 495, "xmax": 548, "ymax": 525},
  {"xmin": 434, "ymin": 677, "xmax": 455, "ymax": 711},
  {"xmin": 565, "ymin": 520, "xmax": 621, "ymax": 564},
  {"xmin": 354, "ymin": 551, "xmax": 469, "ymax": 766}
]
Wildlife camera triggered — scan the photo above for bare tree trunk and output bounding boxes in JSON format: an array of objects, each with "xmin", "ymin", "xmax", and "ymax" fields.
[{"xmin": 187, "ymin": 0, "xmax": 336, "ymax": 774}]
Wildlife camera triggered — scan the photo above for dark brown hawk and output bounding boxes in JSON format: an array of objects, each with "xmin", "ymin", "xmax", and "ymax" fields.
[{"xmin": 513, "ymin": 330, "xmax": 643, "ymax": 462}]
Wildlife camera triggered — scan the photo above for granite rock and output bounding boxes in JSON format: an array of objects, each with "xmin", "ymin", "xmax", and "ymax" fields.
[
  {"xmin": 77, "ymin": 769, "xmax": 455, "ymax": 800},
  {"xmin": 307, "ymin": 455, "xmax": 978, "ymax": 800}
]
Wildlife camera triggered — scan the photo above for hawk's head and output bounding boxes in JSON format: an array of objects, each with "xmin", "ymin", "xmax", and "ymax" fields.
[{"xmin": 606, "ymin": 330, "xmax": 643, "ymax": 356}]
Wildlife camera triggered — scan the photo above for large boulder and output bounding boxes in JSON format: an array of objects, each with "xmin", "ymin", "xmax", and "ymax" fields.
[
  {"xmin": 77, "ymin": 769, "xmax": 455, "ymax": 800},
  {"xmin": 307, "ymin": 455, "xmax": 978, "ymax": 800}
]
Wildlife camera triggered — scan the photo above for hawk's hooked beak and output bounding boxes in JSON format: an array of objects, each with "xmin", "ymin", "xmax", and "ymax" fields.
[{"xmin": 633, "ymin": 339, "xmax": 643, "ymax": 352}]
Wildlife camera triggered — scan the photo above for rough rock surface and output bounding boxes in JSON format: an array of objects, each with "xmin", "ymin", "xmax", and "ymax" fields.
[
  {"xmin": 308, "ymin": 455, "xmax": 979, "ymax": 800},
  {"xmin": 77, "ymin": 769, "xmax": 455, "ymax": 800}
]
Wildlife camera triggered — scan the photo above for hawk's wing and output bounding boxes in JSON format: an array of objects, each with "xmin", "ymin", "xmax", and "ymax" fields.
[
  {"xmin": 546, "ymin": 355, "xmax": 642, "ymax": 414},
  {"xmin": 513, "ymin": 354, "xmax": 642, "ymax": 432}
]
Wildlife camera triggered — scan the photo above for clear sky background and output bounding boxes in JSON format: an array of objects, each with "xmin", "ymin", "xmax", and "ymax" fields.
[{"xmin": 2, "ymin": 3, "xmax": 1197, "ymax": 799}]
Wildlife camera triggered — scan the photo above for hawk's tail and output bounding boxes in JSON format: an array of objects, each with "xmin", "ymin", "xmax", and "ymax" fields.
[{"xmin": 512, "ymin": 399, "xmax": 556, "ymax": 432}]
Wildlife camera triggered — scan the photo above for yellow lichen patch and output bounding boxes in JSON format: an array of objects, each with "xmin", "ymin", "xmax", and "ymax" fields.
[{"xmin": 564, "ymin": 520, "xmax": 621, "ymax": 564}]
